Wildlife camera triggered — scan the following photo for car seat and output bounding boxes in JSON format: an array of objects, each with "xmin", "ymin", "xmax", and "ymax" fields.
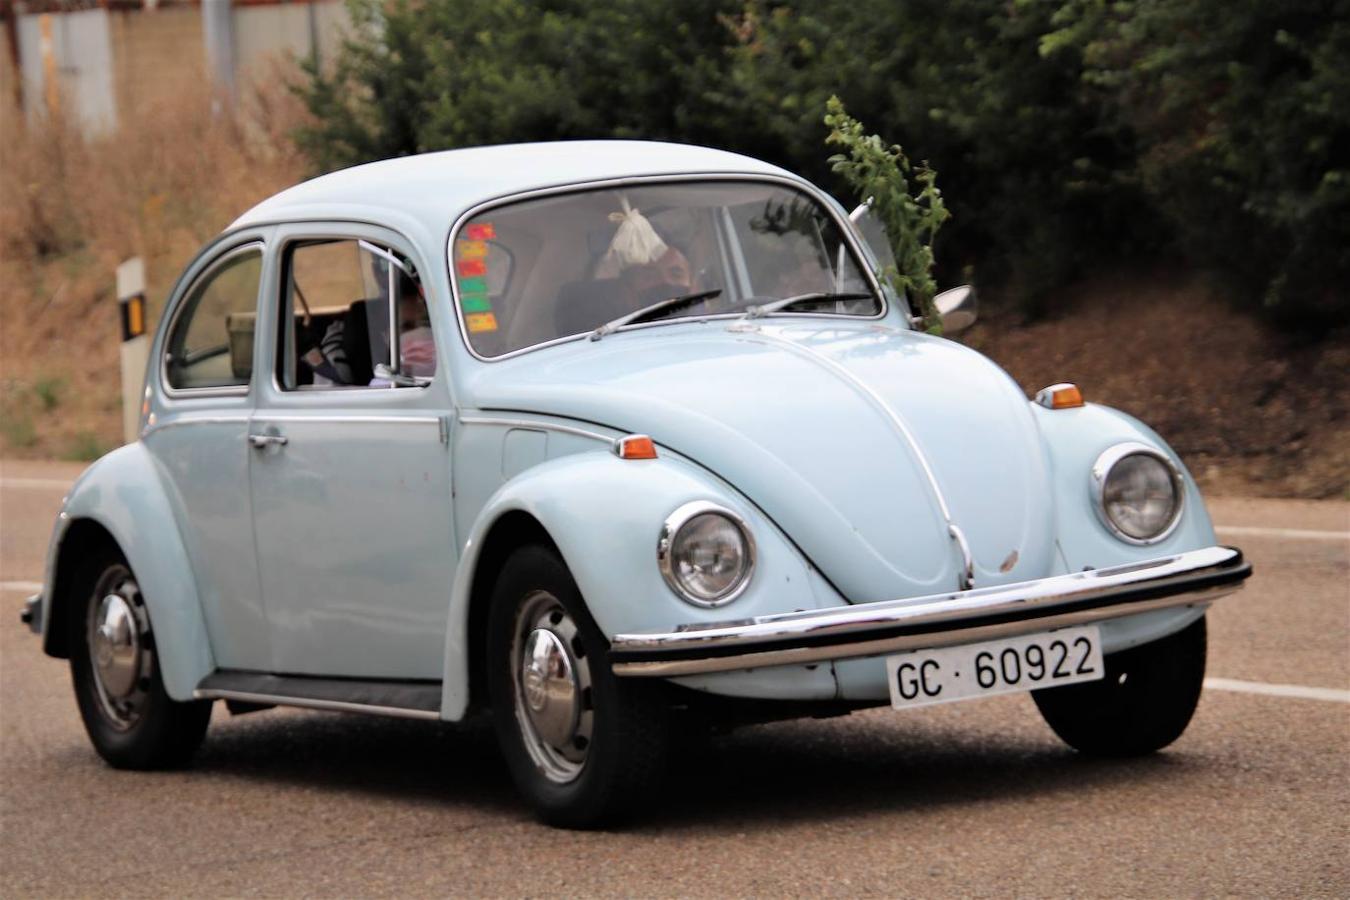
[{"xmin": 341, "ymin": 297, "xmax": 390, "ymax": 385}]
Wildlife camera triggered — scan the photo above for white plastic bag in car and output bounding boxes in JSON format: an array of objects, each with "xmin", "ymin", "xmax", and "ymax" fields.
[{"xmin": 596, "ymin": 197, "xmax": 668, "ymax": 279}]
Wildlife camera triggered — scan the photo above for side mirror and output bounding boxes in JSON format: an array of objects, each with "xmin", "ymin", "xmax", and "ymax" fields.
[{"xmin": 933, "ymin": 285, "xmax": 977, "ymax": 335}]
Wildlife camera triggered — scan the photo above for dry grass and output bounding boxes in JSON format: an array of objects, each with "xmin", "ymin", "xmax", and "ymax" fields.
[{"xmin": 0, "ymin": 74, "xmax": 309, "ymax": 459}]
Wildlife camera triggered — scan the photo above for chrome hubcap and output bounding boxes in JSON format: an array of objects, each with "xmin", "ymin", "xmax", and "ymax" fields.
[
  {"xmin": 93, "ymin": 593, "xmax": 140, "ymax": 697},
  {"xmin": 511, "ymin": 592, "xmax": 593, "ymax": 784},
  {"xmin": 521, "ymin": 628, "xmax": 580, "ymax": 748},
  {"xmin": 86, "ymin": 566, "xmax": 151, "ymax": 730}
]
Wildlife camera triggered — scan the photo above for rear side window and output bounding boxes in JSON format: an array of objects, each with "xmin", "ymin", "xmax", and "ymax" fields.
[{"xmin": 165, "ymin": 246, "xmax": 263, "ymax": 391}]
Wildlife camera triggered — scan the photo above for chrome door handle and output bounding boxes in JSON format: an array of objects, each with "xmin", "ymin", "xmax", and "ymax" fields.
[{"xmin": 247, "ymin": 433, "xmax": 288, "ymax": 449}]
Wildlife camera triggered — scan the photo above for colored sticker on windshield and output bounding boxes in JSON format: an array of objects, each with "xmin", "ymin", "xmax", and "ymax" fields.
[
  {"xmin": 460, "ymin": 293, "xmax": 491, "ymax": 313},
  {"xmin": 456, "ymin": 240, "xmax": 487, "ymax": 260},
  {"xmin": 465, "ymin": 222, "xmax": 496, "ymax": 241},
  {"xmin": 466, "ymin": 311, "xmax": 498, "ymax": 333},
  {"xmin": 457, "ymin": 259, "xmax": 486, "ymax": 278}
]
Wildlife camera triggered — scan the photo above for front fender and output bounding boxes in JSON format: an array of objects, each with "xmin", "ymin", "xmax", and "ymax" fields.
[
  {"xmin": 1032, "ymin": 402, "xmax": 1216, "ymax": 572},
  {"xmin": 441, "ymin": 449, "xmax": 840, "ymax": 718},
  {"xmin": 41, "ymin": 443, "xmax": 214, "ymax": 701}
]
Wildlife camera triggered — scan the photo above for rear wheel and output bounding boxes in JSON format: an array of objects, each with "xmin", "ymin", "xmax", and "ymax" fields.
[
  {"xmin": 1033, "ymin": 616, "xmax": 1206, "ymax": 757},
  {"xmin": 69, "ymin": 548, "xmax": 212, "ymax": 769},
  {"xmin": 487, "ymin": 544, "xmax": 668, "ymax": 828}
]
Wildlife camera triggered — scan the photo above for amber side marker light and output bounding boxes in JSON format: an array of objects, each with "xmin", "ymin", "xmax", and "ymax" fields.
[
  {"xmin": 614, "ymin": 434, "xmax": 658, "ymax": 460},
  {"xmin": 1034, "ymin": 382, "xmax": 1085, "ymax": 409}
]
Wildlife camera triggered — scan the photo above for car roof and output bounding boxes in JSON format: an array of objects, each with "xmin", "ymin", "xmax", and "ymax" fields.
[{"xmin": 229, "ymin": 140, "xmax": 802, "ymax": 238}]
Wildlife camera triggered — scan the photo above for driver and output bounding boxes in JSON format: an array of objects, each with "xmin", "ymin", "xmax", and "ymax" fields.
[{"xmin": 618, "ymin": 244, "xmax": 694, "ymax": 310}]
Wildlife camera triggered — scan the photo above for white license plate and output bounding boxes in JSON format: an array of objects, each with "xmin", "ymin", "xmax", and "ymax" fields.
[{"xmin": 885, "ymin": 625, "xmax": 1104, "ymax": 710}]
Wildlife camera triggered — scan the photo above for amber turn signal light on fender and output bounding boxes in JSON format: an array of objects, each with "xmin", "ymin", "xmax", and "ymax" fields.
[
  {"xmin": 1034, "ymin": 382, "xmax": 1084, "ymax": 409},
  {"xmin": 614, "ymin": 434, "xmax": 658, "ymax": 460}
]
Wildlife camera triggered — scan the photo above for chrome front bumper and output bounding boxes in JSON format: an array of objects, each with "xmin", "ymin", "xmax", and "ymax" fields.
[{"xmin": 610, "ymin": 545, "xmax": 1250, "ymax": 677}]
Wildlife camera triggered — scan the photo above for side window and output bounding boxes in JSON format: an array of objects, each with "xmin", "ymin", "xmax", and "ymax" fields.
[
  {"xmin": 165, "ymin": 247, "xmax": 263, "ymax": 391},
  {"xmin": 278, "ymin": 239, "xmax": 436, "ymax": 390}
]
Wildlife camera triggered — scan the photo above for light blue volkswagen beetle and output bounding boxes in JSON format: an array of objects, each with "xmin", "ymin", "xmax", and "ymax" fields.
[{"xmin": 24, "ymin": 142, "xmax": 1250, "ymax": 827}]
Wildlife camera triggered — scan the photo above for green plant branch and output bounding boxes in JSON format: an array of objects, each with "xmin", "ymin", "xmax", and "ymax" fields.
[{"xmin": 824, "ymin": 95, "xmax": 950, "ymax": 334}]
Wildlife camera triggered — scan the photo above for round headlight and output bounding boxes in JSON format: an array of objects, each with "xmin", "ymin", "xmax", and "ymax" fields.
[
  {"xmin": 1092, "ymin": 444, "xmax": 1184, "ymax": 544},
  {"xmin": 658, "ymin": 502, "xmax": 755, "ymax": 607}
]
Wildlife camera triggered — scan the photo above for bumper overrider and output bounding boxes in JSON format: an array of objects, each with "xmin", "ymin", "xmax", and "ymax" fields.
[
  {"xmin": 21, "ymin": 593, "xmax": 41, "ymax": 633},
  {"xmin": 610, "ymin": 546, "xmax": 1250, "ymax": 677}
]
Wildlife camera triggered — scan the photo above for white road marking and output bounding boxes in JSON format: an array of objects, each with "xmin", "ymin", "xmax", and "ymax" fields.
[
  {"xmin": 1205, "ymin": 677, "xmax": 1350, "ymax": 703},
  {"xmin": 0, "ymin": 477, "xmax": 72, "ymax": 490},
  {"xmin": 1, "ymin": 581, "xmax": 43, "ymax": 593},
  {"xmin": 1215, "ymin": 525, "xmax": 1349, "ymax": 542}
]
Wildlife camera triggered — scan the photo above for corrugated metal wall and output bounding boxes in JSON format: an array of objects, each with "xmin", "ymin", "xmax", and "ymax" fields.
[{"xmin": 9, "ymin": 1, "xmax": 350, "ymax": 134}]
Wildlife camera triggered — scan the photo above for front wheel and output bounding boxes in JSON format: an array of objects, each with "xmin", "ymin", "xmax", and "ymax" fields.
[
  {"xmin": 487, "ymin": 544, "xmax": 669, "ymax": 828},
  {"xmin": 1033, "ymin": 616, "xmax": 1206, "ymax": 757},
  {"xmin": 69, "ymin": 548, "xmax": 212, "ymax": 769}
]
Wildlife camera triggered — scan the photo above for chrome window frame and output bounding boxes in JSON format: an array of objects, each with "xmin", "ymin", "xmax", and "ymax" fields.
[
  {"xmin": 1090, "ymin": 442, "xmax": 1186, "ymax": 546},
  {"xmin": 160, "ymin": 241, "xmax": 266, "ymax": 399},
  {"xmin": 445, "ymin": 173, "xmax": 895, "ymax": 363}
]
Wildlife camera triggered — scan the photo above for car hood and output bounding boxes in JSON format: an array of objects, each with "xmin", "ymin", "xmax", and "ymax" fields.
[{"xmin": 463, "ymin": 320, "xmax": 1055, "ymax": 603}]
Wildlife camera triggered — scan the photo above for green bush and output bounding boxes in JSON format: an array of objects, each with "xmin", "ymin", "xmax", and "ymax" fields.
[
  {"xmin": 824, "ymin": 97, "xmax": 949, "ymax": 332},
  {"xmin": 295, "ymin": 0, "xmax": 1347, "ymax": 329},
  {"xmin": 1044, "ymin": 0, "xmax": 1350, "ymax": 327}
]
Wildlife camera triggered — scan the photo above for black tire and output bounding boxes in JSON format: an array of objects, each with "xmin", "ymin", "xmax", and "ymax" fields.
[
  {"xmin": 487, "ymin": 544, "xmax": 668, "ymax": 828},
  {"xmin": 69, "ymin": 546, "xmax": 212, "ymax": 769},
  {"xmin": 1032, "ymin": 616, "xmax": 1206, "ymax": 757}
]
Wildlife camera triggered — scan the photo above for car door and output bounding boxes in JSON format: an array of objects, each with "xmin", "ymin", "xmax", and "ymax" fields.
[
  {"xmin": 247, "ymin": 224, "xmax": 457, "ymax": 679},
  {"xmin": 143, "ymin": 236, "xmax": 272, "ymax": 671}
]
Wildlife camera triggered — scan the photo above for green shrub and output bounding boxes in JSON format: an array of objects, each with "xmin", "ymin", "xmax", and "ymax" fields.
[
  {"xmin": 34, "ymin": 377, "xmax": 66, "ymax": 412},
  {"xmin": 1043, "ymin": 0, "xmax": 1350, "ymax": 327},
  {"xmin": 824, "ymin": 97, "xmax": 949, "ymax": 332},
  {"xmin": 294, "ymin": 0, "xmax": 1346, "ymax": 328}
]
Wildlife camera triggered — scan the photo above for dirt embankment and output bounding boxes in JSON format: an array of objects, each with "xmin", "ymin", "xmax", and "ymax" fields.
[
  {"xmin": 962, "ymin": 269, "xmax": 1349, "ymax": 499},
  {"xmin": 1, "ymin": 81, "xmax": 306, "ymax": 461}
]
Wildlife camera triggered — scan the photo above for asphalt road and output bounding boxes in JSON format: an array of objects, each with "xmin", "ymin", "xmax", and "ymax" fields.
[{"xmin": 2, "ymin": 459, "xmax": 1346, "ymax": 897}]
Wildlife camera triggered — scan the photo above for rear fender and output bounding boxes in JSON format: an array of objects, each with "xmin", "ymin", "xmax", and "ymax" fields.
[{"xmin": 41, "ymin": 443, "xmax": 214, "ymax": 701}]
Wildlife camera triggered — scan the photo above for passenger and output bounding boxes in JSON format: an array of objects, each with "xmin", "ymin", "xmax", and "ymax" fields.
[
  {"xmin": 772, "ymin": 251, "xmax": 833, "ymax": 298},
  {"xmin": 370, "ymin": 271, "xmax": 436, "ymax": 384},
  {"xmin": 396, "ymin": 274, "xmax": 436, "ymax": 378}
]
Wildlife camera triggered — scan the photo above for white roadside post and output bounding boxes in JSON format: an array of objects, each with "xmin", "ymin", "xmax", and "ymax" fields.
[{"xmin": 116, "ymin": 258, "xmax": 149, "ymax": 445}]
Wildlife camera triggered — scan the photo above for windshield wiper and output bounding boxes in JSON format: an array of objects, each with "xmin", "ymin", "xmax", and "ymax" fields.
[
  {"xmin": 589, "ymin": 289, "xmax": 723, "ymax": 341},
  {"xmin": 739, "ymin": 291, "xmax": 875, "ymax": 320}
]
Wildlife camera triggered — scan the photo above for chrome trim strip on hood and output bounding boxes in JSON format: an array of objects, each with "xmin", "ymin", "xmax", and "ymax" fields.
[
  {"xmin": 728, "ymin": 327, "xmax": 973, "ymax": 589},
  {"xmin": 458, "ymin": 413, "xmax": 614, "ymax": 443},
  {"xmin": 609, "ymin": 545, "xmax": 1250, "ymax": 676}
]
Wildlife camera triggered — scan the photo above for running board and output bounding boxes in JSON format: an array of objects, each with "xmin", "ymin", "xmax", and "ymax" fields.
[{"xmin": 194, "ymin": 671, "xmax": 442, "ymax": 721}]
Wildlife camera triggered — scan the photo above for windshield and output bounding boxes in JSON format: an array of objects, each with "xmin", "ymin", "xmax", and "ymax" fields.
[{"xmin": 451, "ymin": 180, "xmax": 880, "ymax": 358}]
